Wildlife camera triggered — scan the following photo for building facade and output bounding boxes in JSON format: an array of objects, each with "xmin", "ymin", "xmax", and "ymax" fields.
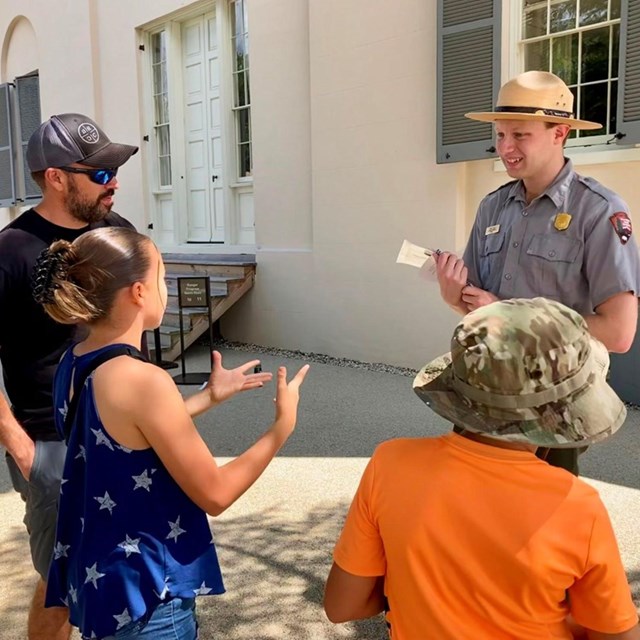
[{"xmin": 1, "ymin": 0, "xmax": 639, "ymax": 368}]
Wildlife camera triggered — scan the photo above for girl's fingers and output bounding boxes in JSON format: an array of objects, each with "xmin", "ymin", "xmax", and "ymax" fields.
[
  {"xmin": 239, "ymin": 359, "xmax": 261, "ymax": 373},
  {"xmin": 290, "ymin": 364, "xmax": 310, "ymax": 389}
]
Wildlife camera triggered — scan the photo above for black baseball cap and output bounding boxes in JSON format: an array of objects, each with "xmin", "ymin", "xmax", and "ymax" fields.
[{"xmin": 26, "ymin": 113, "xmax": 139, "ymax": 172}]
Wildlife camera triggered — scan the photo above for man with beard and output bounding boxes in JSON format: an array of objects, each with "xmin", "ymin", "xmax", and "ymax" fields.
[{"xmin": 0, "ymin": 113, "xmax": 138, "ymax": 640}]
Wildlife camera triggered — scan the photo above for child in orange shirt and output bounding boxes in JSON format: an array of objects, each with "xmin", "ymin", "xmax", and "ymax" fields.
[{"xmin": 324, "ymin": 298, "xmax": 639, "ymax": 640}]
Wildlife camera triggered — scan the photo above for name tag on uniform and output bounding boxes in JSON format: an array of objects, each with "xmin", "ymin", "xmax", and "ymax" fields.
[
  {"xmin": 485, "ymin": 224, "xmax": 500, "ymax": 236},
  {"xmin": 553, "ymin": 213, "xmax": 572, "ymax": 231}
]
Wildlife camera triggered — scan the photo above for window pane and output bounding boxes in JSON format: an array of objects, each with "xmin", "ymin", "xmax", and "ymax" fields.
[
  {"xmin": 243, "ymin": 0, "xmax": 248, "ymax": 33},
  {"xmin": 158, "ymin": 124, "xmax": 171, "ymax": 156},
  {"xmin": 159, "ymin": 156, "xmax": 172, "ymax": 187},
  {"xmin": 238, "ymin": 143, "xmax": 251, "ymax": 177},
  {"xmin": 154, "ymin": 93, "xmax": 169, "ymax": 125},
  {"xmin": 153, "ymin": 64, "xmax": 163, "ymax": 95},
  {"xmin": 151, "ymin": 32, "xmax": 166, "ymax": 64},
  {"xmin": 580, "ymin": 82, "xmax": 607, "ymax": 136},
  {"xmin": 245, "ymin": 69, "xmax": 251, "ymax": 105},
  {"xmin": 552, "ymin": 34, "xmax": 578, "ymax": 85},
  {"xmin": 611, "ymin": 24, "xmax": 620, "ymax": 78},
  {"xmin": 523, "ymin": 5, "xmax": 548, "ymax": 38},
  {"xmin": 235, "ymin": 72, "xmax": 245, "ymax": 108},
  {"xmin": 579, "ymin": 0, "xmax": 608, "ymax": 26},
  {"xmin": 581, "ymin": 26, "xmax": 609, "ymax": 83},
  {"xmin": 234, "ymin": 1, "xmax": 244, "ymax": 39},
  {"xmin": 524, "ymin": 41, "xmax": 550, "ymax": 71},
  {"xmin": 234, "ymin": 35, "xmax": 245, "ymax": 71},
  {"xmin": 609, "ymin": 79, "xmax": 617, "ymax": 133},
  {"xmin": 550, "ymin": 0, "xmax": 577, "ymax": 33},
  {"xmin": 610, "ymin": 0, "xmax": 621, "ymax": 19},
  {"xmin": 244, "ymin": 36, "xmax": 250, "ymax": 70},
  {"xmin": 238, "ymin": 108, "xmax": 250, "ymax": 144}
]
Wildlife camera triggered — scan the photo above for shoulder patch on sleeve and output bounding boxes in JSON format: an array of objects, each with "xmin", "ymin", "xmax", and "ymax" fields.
[{"xmin": 609, "ymin": 212, "xmax": 633, "ymax": 245}]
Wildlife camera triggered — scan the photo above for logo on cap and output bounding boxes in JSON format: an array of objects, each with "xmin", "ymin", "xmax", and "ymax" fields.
[{"xmin": 78, "ymin": 123, "xmax": 100, "ymax": 144}]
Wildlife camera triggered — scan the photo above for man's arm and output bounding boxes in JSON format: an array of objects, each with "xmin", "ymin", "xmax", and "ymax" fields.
[
  {"xmin": 323, "ymin": 562, "xmax": 385, "ymax": 623},
  {"xmin": 583, "ymin": 292, "xmax": 637, "ymax": 353},
  {"xmin": 0, "ymin": 391, "xmax": 35, "ymax": 479}
]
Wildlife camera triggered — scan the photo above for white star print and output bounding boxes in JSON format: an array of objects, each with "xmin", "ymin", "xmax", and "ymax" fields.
[
  {"xmin": 60, "ymin": 595, "xmax": 69, "ymax": 606},
  {"xmin": 193, "ymin": 581, "xmax": 212, "ymax": 595},
  {"xmin": 69, "ymin": 584, "xmax": 78, "ymax": 604},
  {"xmin": 94, "ymin": 491, "xmax": 117, "ymax": 515},
  {"xmin": 132, "ymin": 469, "xmax": 153, "ymax": 491},
  {"xmin": 84, "ymin": 562, "xmax": 105, "ymax": 589},
  {"xmin": 53, "ymin": 541, "xmax": 70, "ymax": 560},
  {"xmin": 59, "ymin": 478, "xmax": 69, "ymax": 494},
  {"xmin": 166, "ymin": 516, "xmax": 186, "ymax": 542},
  {"xmin": 80, "ymin": 517, "xmax": 85, "ymax": 532},
  {"xmin": 113, "ymin": 608, "xmax": 132, "ymax": 630},
  {"xmin": 117, "ymin": 444, "xmax": 133, "ymax": 454},
  {"xmin": 91, "ymin": 428, "xmax": 114, "ymax": 451},
  {"xmin": 74, "ymin": 445, "xmax": 86, "ymax": 461},
  {"xmin": 154, "ymin": 580, "xmax": 170, "ymax": 600},
  {"xmin": 58, "ymin": 401, "xmax": 68, "ymax": 420},
  {"xmin": 118, "ymin": 534, "xmax": 141, "ymax": 557}
]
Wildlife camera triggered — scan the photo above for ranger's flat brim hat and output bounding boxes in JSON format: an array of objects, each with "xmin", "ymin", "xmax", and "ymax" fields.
[
  {"xmin": 413, "ymin": 298, "xmax": 626, "ymax": 448},
  {"xmin": 465, "ymin": 71, "xmax": 602, "ymax": 131}
]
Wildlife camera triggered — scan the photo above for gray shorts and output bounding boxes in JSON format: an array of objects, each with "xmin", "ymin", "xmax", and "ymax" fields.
[{"xmin": 6, "ymin": 440, "xmax": 67, "ymax": 580}]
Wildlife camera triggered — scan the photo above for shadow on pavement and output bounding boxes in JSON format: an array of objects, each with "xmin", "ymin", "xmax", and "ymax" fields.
[
  {"xmin": 0, "ymin": 524, "xmax": 35, "ymax": 637},
  {"xmin": 177, "ymin": 502, "xmax": 386, "ymax": 640}
]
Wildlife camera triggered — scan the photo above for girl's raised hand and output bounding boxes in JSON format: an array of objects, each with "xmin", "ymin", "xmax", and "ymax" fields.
[
  {"xmin": 272, "ymin": 365, "xmax": 310, "ymax": 440},
  {"xmin": 205, "ymin": 351, "xmax": 273, "ymax": 405}
]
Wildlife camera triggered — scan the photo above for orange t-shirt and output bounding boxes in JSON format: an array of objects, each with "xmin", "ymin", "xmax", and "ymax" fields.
[{"xmin": 333, "ymin": 434, "xmax": 638, "ymax": 639}]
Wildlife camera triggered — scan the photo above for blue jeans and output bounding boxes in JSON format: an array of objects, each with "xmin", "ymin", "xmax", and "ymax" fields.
[{"xmin": 91, "ymin": 597, "xmax": 198, "ymax": 640}]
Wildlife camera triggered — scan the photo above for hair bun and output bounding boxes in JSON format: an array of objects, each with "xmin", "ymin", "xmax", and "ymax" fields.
[{"xmin": 32, "ymin": 247, "xmax": 70, "ymax": 304}]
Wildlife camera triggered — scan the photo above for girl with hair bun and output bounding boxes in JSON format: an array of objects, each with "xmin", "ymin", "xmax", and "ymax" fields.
[{"xmin": 34, "ymin": 227, "xmax": 309, "ymax": 640}]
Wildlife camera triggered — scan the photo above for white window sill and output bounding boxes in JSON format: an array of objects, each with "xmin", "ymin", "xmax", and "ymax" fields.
[{"xmin": 493, "ymin": 144, "xmax": 640, "ymax": 172}]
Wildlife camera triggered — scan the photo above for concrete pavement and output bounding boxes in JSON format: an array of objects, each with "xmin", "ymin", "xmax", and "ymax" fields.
[{"xmin": 0, "ymin": 344, "xmax": 638, "ymax": 639}]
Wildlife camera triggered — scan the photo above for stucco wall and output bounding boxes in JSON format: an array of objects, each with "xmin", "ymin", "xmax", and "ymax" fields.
[{"xmin": 221, "ymin": 0, "xmax": 464, "ymax": 367}]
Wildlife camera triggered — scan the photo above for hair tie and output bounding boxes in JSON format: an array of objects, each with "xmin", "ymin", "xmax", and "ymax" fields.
[{"xmin": 32, "ymin": 248, "xmax": 70, "ymax": 304}]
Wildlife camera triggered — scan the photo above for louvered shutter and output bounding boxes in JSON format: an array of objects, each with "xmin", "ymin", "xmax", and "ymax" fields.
[
  {"xmin": 15, "ymin": 72, "xmax": 41, "ymax": 201},
  {"xmin": 0, "ymin": 84, "xmax": 17, "ymax": 207},
  {"xmin": 437, "ymin": 0, "xmax": 501, "ymax": 163},
  {"xmin": 616, "ymin": 0, "xmax": 640, "ymax": 145}
]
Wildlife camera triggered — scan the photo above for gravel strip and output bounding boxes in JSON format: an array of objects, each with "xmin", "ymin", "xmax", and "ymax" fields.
[
  {"xmin": 206, "ymin": 338, "xmax": 640, "ymax": 412},
  {"xmin": 209, "ymin": 338, "xmax": 420, "ymax": 377}
]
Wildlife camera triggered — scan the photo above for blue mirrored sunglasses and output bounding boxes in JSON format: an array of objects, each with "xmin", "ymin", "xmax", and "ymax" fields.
[{"xmin": 58, "ymin": 166, "xmax": 118, "ymax": 185}]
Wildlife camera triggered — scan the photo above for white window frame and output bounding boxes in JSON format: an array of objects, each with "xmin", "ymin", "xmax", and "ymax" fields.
[
  {"xmin": 506, "ymin": 0, "xmax": 635, "ymax": 155},
  {"xmin": 228, "ymin": 0, "xmax": 253, "ymax": 184},
  {"xmin": 139, "ymin": 0, "xmax": 255, "ymax": 248}
]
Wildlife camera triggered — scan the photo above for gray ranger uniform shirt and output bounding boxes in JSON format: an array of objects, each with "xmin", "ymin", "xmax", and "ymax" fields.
[{"xmin": 462, "ymin": 159, "xmax": 640, "ymax": 315}]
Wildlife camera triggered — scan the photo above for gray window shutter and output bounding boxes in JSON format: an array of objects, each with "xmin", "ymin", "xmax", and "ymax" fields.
[
  {"xmin": 0, "ymin": 83, "xmax": 17, "ymax": 207},
  {"xmin": 15, "ymin": 72, "xmax": 41, "ymax": 201},
  {"xmin": 617, "ymin": 0, "xmax": 640, "ymax": 145},
  {"xmin": 437, "ymin": 0, "xmax": 501, "ymax": 164}
]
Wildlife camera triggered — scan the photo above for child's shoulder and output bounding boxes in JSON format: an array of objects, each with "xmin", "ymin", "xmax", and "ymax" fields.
[{"xmin": 373, "ymin": 437, "xmax": 439, "ymax": 461}]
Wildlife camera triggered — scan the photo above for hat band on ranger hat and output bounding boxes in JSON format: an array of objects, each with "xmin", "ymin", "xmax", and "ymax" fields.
[{"xmin": 495, "ymin": 106, "xmax": 573, "ymax": 119}]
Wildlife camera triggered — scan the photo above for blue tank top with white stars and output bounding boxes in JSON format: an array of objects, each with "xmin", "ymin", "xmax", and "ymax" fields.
[{"xmin": 45, "ymin": 344, "xmax": 225, "ymax": 639}]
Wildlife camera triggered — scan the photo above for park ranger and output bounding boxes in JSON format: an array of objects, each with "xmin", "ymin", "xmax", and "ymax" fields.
[{"xmin": 435, "ymin": 70, "xmax": 640, "ymax": 475}]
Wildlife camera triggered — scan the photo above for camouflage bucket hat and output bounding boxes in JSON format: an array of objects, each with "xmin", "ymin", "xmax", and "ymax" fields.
[{"xmin": 413, "ymin": 298, "xmax": 626, "ymax": 448}]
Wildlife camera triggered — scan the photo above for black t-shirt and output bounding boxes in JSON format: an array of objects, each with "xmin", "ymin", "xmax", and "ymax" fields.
[{"xmin": 0, "ymin": 208, "xmax": 135, "ymax": 441}]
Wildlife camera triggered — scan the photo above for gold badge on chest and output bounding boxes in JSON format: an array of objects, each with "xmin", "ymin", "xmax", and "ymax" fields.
[{"xmin": 553, "ymin": 212, "xmax": 572, "ymax": 231}]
